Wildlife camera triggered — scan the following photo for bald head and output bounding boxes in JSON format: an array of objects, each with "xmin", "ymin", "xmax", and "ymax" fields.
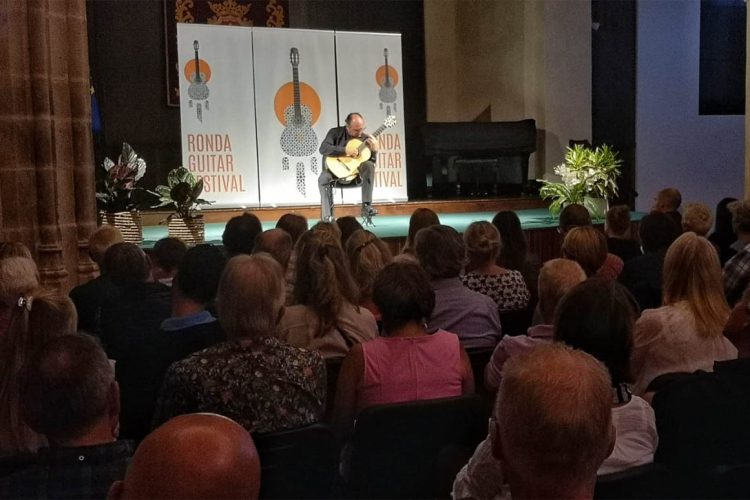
[
  {"xmin": 110, "ymin": 414, "xmax": 260, "ymax": 500},
  {"xmin": 253, "ymin": 228, "xmax": 293, "ymax": 269}
]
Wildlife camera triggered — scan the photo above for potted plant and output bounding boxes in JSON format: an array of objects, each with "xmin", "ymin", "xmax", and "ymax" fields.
[
  {"xmin": 538, "ymin": 144, "xmax": 622, "ymax": 219},
  {"xmin": 96, "ymin": 142, "xmax": 154, "ymax": 244},
  {"xmin": 153, "ymin": 166, "xmax": 212, "ymax": 245}
]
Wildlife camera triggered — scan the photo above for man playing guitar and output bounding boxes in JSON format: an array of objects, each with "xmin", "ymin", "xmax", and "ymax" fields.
[{"xmin": 318, "ymin": 112, "xmax": 379, "ymax": 222}]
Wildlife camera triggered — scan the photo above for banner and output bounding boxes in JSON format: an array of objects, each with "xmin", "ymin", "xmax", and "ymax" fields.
[
  {"xmin": 334, "ymin": 31, "xmax": 408, "ymax": 204},
  {"xmin": 177, "ymin": 23, "xmax": 260, "ymax": 208}
]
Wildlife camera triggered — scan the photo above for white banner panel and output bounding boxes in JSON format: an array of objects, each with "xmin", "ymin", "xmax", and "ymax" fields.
[
  {"xmin": 253, "ymin": 28, "xmax": 337, "ymax": 207},
  {"xmin": 335, "ymin": 31, "xmax": 407, "ymax": 204},
  {"xmin": 176, "ymin": 24, "xmax": 259, "ymax": 208}
]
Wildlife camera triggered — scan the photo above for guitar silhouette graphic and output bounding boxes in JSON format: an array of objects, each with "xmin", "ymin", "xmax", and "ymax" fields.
[
  {"xmin": 187, "ymin": 40, "xmax": 210, "ymax": 122},
  {"xmin": 378, "ymin": 48, "xmax": 397, "ymax": 115}
]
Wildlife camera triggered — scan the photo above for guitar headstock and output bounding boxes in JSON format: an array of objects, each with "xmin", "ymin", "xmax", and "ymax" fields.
[
  {"xmin": 384, "ymin": 48, "xmax": 389, "ymax": 58},
  {"xmin": 383, "ymin": 115, "xmax": 397, "ymax": 128},
  {"xmin": 290, "ymin": 47, "xmax": 299, "ymax": 68},
  {"xmin": 193, "ymin": 40, "xmax": 199, "ymax": 52}
]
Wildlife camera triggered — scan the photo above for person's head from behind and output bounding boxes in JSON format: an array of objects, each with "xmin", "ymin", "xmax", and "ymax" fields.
[
  {"xmin": 150, "ymin": 237, "xmax": 188, "ymax": 281},
  {"xmin": 537, "ymin": 259, "xmax": 586, "ymax": 324},
  {"xmin": 174, "ymin": 244, "xmax": 227, "ymax": 308},
  {"xmin": 22, "ymin": 334, "xmax": 118, "ymax": 446},
  {"xmin": 559, "ymin": 204, "xmax": 592, "ymax": 234},
  {"xmin": 663, "ymin": 232, "xmax": 729, "ymax": 338},
  {"xmin": 638, "ymin": 211, "xmax": 681, "ymax": 253},
  {"xmin": 730, "ymin": 199, "xmax": 750, "ymax": 241},
  {"xmin": 276, "ymin": 213, "xmax": 308, "ymax": 244},
  {"xmin": 103, "ymin": 243, "xmax": 150, "ymax": 288},
  {"xmin": 554, "ymin": 279, "xmax": 638, "ymax": 387},
  {"xmin": 253, "ymin": 228, "xmax": 293, "ymax": 270},
  {"xmin": 0, "ymin": 257, "xmax": 39, "ymax": 306},
  {"xmin": 88, "ymin": 226, "xmax": 124, "ymax": 268},
  {"xmin": 492, "ymin": 210, "xmax": 527, "ymax": 270},
  {"xmin": 464, "ymin": 221, "xmax": 502, "ymax": 272},
  {"xmin": 406, "ymin": 208, "xmax": 440, "ymax": 251},
  {"xmin": 561, "ymin": 226, "xmax": 607, "ymax": 277},
  {"xmin": 492, "ymin": 344, "xmax": 614, "ymax": 499},
  {"xmin": 415, "ymin": 225, "xmax": 465, "ymax": 280},
  {"xmin": 373, "ymin": 261, "xmax": 435, "ymax": 334},
  {"xmin": 0, "ymin": 241, "xmax": 33, "ymax": 260},
  {"xmin": 222, "ymin": 212, "xmax": 263, "ymax": 257},
  {"xmin": 336, "ymin": 216, "xmax": 364, "ymax": 247},
  {"xmin": 218, "ymin": 254, "xmax": 284, "ymax": 340},
  {"xmin": 652, "ymin": 187, "xmax": 682, "ymax": 213},
  {"xmin": 346, "ymin": 229, "xmax": 393, "ymax": 301},
  {"xmin": 605, "ymin": 205, "xmax": 631, "ymax": 238},
  {"xmin": 108, "ymin": 413, "xmax": 260, "ymax": 500},
  {"xmin": 311, "ymin": 220, "xmax": 342, "ymax": 242},
  {"xmin": 681, "ymin": 203, "xmax": 713, "ymax": 236}
]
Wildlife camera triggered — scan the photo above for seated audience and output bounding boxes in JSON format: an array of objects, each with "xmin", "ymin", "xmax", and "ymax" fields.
[
  {"xmin": 0, "ymin": 289, "xmax": 77, "ymax": 457},
  {"xmin": 416, "ymin": 225, "xmax": 502, "ymax": 349},
  {"xmin": 275, "ymin": 213, "xmax": 308, "ymax": 244},
  {"xmin": 279, "ymin": 230, "xmax": 378, "ymax": 358},
  {"xmin": 0, "ymin": 241, "xmax": 33, "ymax": 260},
  {"xmin": 652, "ymin": 187, "xmax": 682, "ymax": 227},
  {"xmin": 632, "ymin": 232, "xmax": 737, "ymax": 395},
  {"xmin": 454, "ymin": 344, "xmax": 615, "ymax": 500},
  {"xmin": 332, "ymin": 261, "xmax": 474, "ymax": 439},
  {"xmin": 619, "ymin": 211, "xmax": 681, "ymax": 310},
  {"xmin": 461, "ymin": 221, "xmax": 530, "ymax": 313},
  {"xmin": 559, "ymin": 204, "xmax": 623, "ymax": 280},
  {"xmin": 724, "ymin": 199, "xmax": 750, "ymax": 305},
  {"xmin": 401, "ymin": 207, "xmax": 440, "ymax": 256},
  {"xmin": 149, "ymin": 237, "xmax": 187, "ymax": 286},
  {"xmin": 605, "ymin": 205, "xmax": 641, "ymax": 262},
  {"xmin": 222, "ymin": 212, "xmax": 263, "ymax": 257},
  {"xmin": 345, "ymin": 229, "xmax": 393, "ymax": 320},
  {"xmin": 253, "ymin": 228, "xmax": 293, "ymax": 270},
  {"xmin": 0, "ymin": 334, "xmax": 132, "ymax": 499},
  {"xmin": 681, "ymin": 202, "xmax": 713, "ymax": 237},
  {"xmin": 153, "ymin": 254, "xmax": 325, "ymax": 433},
  {"xmin": 108, "ymin": 414, "xmax": 260, "ymax": 500},
  {"xmin": 0, "ymin": 256, "xmax": 39, "ymax": 336},
  {"xmin": 708, "ymin": 197, "xmax": 739, "ymax": 265},
  {"xmin": 484, "ymin": 259, "xmax": 586, "ymax": 392},
  {"xmin": 723, "ymin": 285, "xmax": 750, "ymax": 359},
  {"xmin": 336, "ymin": 215, "xmax": 364, "ymax": 246},
  {"xmin": 69, "ymin": 226, "xmax": 123, "ymax": 333},
  {"xmin": 562, "ymin": 226, "xmax": 609, "ymax": 277}
]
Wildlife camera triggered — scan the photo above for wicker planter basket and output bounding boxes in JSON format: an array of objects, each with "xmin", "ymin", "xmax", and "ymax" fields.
[
  {"xmin": 167, "ymin": 215, "xmax": 205, "ymax": 246},
  {"xmin": 98, "ymin": 211, "xmax": 143, "ymax": 245}
]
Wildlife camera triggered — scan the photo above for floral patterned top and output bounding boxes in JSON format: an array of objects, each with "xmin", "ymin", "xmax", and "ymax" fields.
[
  {"xmin": 460, "ymin": 271, "xmax": 530, "ymax": 312},
  {"xmin": 152, "ymin": 337, "xmax": 326, "ymax": 434}
]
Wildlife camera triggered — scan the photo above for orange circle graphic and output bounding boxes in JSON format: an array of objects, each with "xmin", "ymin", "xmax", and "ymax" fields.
[
  {"xmin": 375, "ymin": 65, "xmax": 399, "ymax": 87},
  {"xmin": 273, "ymin": 82, "xmax": 322, "ymax": 126},
  {"xmin": 184, "ymin": 59, "xmax": 212, "ymax": 83}
]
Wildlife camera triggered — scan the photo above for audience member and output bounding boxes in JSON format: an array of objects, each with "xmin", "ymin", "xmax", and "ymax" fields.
[
  {"xmin": 253, "ymin": 228, "xmax": 293, "ymax": 270},
  {"xmin": 275, "ymin": 213, "xmax": 308, "ymax": 244},
  {"xmin": 454, "ymin": 344, "xmax": 615, "ymax": 500},
  {"xmin": 108, "ymin": 414, "xmax": 260, "ymax": 500},
  {"xmin": 492, "ymin": 210, "xmax": 542, "ymax": 312},
  {"xmin": 153, "ymin": 254, "xmax": 325, "ymax": 433},
  {"xmin": 632, "ymin": 232, "xmax": 737, "ymax": 395},
  {"xmin": 149, "ymin": 237, "xmax": 187, "ymax": 287},
  {"xmin": 558, "ymin": 203, "xmax": 592, "ymax": 232},
  {"xmin": 562, "ymin": 226, "xmax": 609, "ymax": 277},
  {"xmin": 401, "ymin": 207, "xmax": 440, "ymax": 256},
  {"xmin": 619, "ymin": 211, "xmax": 681, "ymax": 310},
  {"xmin": 332, "ymin": 261, "xmax": 474, "ymax": 439},
  {"xmin": 723, "ymin": 285, "xmax": 750, "ymax": 358},
  {"xmin": 0, "ymin": 334, "xmax": 132, "ymax": 499},
  {"xmin": 724, "ymin": 199, "xmax": 750, "ymax": 305},
  {"xmin": 336, "ymin": 215, "xmax": 364, "ymax": 246},
  {"xmin": 345, "ymin": 229, "xmax": 393, "ymax": 320},
  {"xmin": 0, "ymin": 241, "xmax": 33, "ymax": 260},
  {"xmin": 222, "ymin": 212, "xmax": 263, "ymax": 257},
  {"xmin": 311, "ymin": 220, "xmax": 342, "ymax": 240},
  {"xmin": 279, "ymin": 230, "xmax": 378, "ymax": 357},
  {"xmin": 0, "ymin": 289, "xmax": 77, "ymax": 457},
  {"xmin": 69, "ymin": 226, "xmax": 123, "ymax": 333},
  {"xmin": 559, "ymin": 204, "xmax": 623, "ymax": 280},
  {"xmin": 652, "ymin": 187, "xmax": 682, "ymax": 227},
  {"xmin": 708, "ymin": 197, "xmax": 739, "ymax": 265},
  {"xmin": 461, "ymin": 221, "xmax": 530, "ymax": 312},
  {"xmin": 484, "ymin": 259, "xmax": 586, "ymax": 392},
  {"xmin": 0, "ymin": 256, "xmax": 39, "ymax": 335},
  {"xmin": 681, "ymin": 202, "xmax": 713, "ymax": 237},
  {"xmin": 605, "ymin": 205, "xmax": 641, "ymax": 262},
  {"xmin": 416, "ymin": 225, "xmax": 502, "ymax": 349}
]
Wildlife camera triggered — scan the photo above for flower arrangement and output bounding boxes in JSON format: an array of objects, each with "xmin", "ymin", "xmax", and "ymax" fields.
[
  {"xmin": 153, "ymin": 166, "xmax": 212, "ymax": 220},
  {"xmin": 96, "ymin": 143, "xmax": 154, "ymax": 213},
  {"xmin": 538, "ymin": 144, "xmax": 622, "ymax": 217}
]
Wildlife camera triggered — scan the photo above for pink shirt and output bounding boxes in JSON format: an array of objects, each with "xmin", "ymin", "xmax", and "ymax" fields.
[{"xmin": 358, "ymin": 330, "xmax": 464, "ymax": 412}]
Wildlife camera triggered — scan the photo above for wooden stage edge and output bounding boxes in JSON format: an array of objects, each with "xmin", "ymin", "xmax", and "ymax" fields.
[{"xmin": 140, "ymin": 196, "xmax": 549, "ymax": 226}]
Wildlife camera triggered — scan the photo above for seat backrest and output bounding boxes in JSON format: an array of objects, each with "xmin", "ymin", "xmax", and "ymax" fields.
[
  {"xmin": 346, "ymin": 394, "xmax": 486, "ymax": 499},
  {"xmin": 465, "ymin": 347, "xmax": 494, "ymax": 396},
  {"xmin": 252, "ymin": 422, "xmax": 339, "ymax": 499},
  {"xmin": 324, "ymin": 356, "xmax": 344, "ymax": 421},
  {"xmin": 594, "ymin": 462, "xmax": 674, "ymax": 499}
]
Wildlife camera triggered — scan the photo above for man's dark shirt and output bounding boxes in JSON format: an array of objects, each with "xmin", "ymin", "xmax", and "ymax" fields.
[{"xmin": 69, "ymin": 276, "xmax": 122, "ymax": 335}]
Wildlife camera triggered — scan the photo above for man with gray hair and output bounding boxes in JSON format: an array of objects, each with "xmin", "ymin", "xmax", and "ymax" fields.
[
  {"xmin": 254, "ymin": 228, "xmax": 293, "ymax": 270},
  {"xmin": 723, "ymin": 199, "xmax": 750, "ymax": 305},
  {"xmin": 0, "ymin": 334, "xmax": 132, "ymax": 499}
]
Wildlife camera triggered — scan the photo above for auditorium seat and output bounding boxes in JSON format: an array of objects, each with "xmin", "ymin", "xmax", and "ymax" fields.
[
  {"xmin": 324, "ymin": 356, "xmax": 344, "ymax": 420},
  {"xmin": 594, "ymin": 463, "xmax": 675, "ymax": 499}
]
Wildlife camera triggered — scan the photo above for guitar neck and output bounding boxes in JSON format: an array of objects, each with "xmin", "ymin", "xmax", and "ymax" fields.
[
  {"xmin": 384, "ymin": 57, "xmax": 391, "ymax": 84},
  {"xmin": 292, "ymin": 67, "xmax": 302, "ymax": 120},
  {"xmin": 194, "ymin": 50, "xmax": 202, "ymax": 83}
]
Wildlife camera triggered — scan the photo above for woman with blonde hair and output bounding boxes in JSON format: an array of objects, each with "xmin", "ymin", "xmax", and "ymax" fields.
[
  {"xmin": 631, "ymin": 232, "xmax": 737, "ymax": 395},
  {"xmin": 681, "ymin": 202, "xmax": 713, "ymax": 236},
  {"xmin": 0, "ymin": 288, "xmax": 77, "ymax": 457},
  {"xmin": 345, "ymin": 229, "xmax": 393, "ymax": 319},
  {"xmin": 461, "ymin": 221, "xmax": 529, "ymax": 312},
  {"xmin": 561, "ymin": 226, "xmax": 612, "ymax": 278},
  {"xmin": 279, "ymin": 230, "xmax": 378, "ymax": 358}
]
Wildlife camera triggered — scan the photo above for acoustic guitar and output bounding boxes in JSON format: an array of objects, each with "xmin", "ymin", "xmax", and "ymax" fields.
[
  {"xmin": 187, "ymin": 40, "xmax": 209, "ymax": 122},
  {"xmin": 280, "ymin": 47, "xmax": 318, "ymax": 157},
  {"xmin": 325, "ymin": 115, "xmax": 396, "ymax": 181},
  {"xmin": 378, "ymin": 48, "xmax": 397, "ymax": 105}
]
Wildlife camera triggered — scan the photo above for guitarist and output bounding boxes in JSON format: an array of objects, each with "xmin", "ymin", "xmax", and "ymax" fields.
[{"xmin": 318, "ymin": 112, "xmax": 379, "ymax": 222}]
